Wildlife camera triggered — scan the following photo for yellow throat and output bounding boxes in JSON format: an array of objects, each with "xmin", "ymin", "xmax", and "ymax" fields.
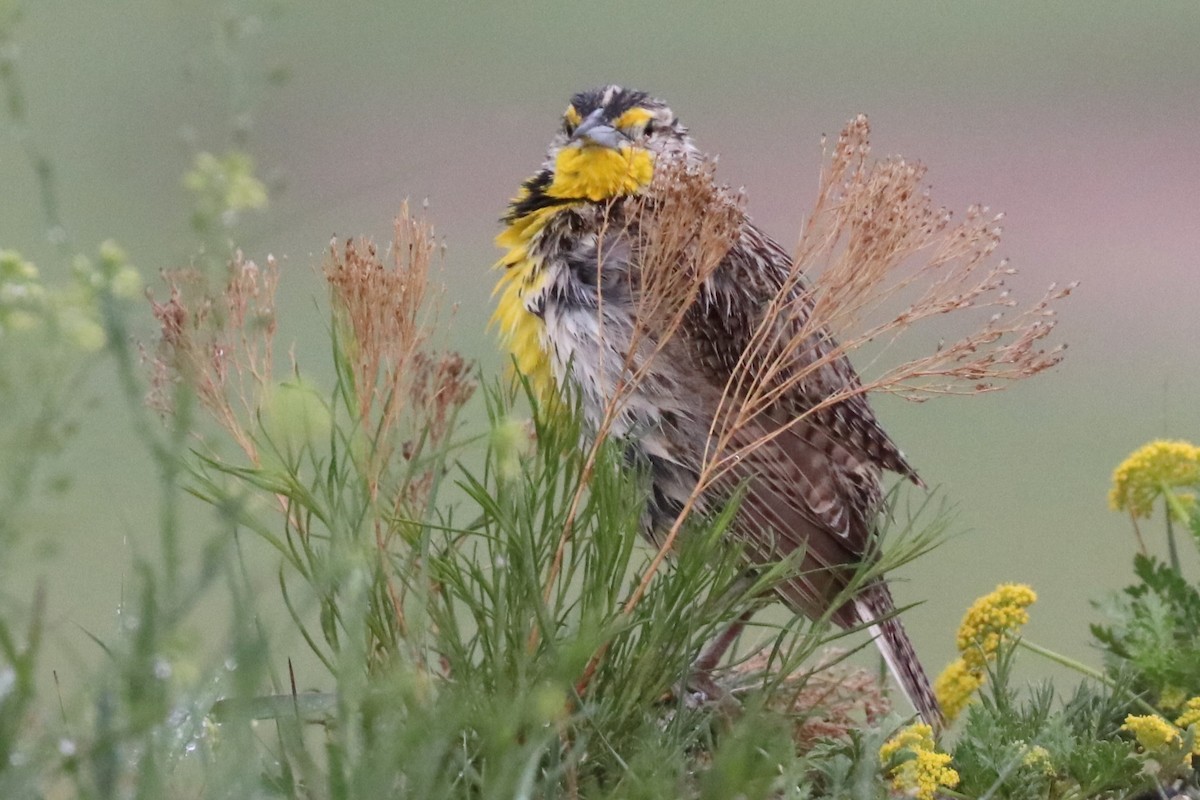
[
  {"xmin": 492, "ymin": 144, "xmax": 654, "ymax": 400},
  {"xmin": 546, "ymin": 145, "xmax": 654, "ymax": 202}
]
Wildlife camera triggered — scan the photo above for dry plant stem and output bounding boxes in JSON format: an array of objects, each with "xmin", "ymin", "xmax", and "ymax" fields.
[
  {"xmin": 573, "ymin": 432, "xmax": 695, "ymax": 693},
  {"xmin": 537, "ymin": 215, "xmax": 626, "ymax": 621},
  {"xmin": 574, "ymin": 172, "xmax": 742, "ymax": 693},
  {"xmin": 149, "ymin": 254, "xmax": 296, "ymax": 524},
  {"xmin": 621, "ymin": 487, "xmax": 699, "ymax": 613},
  {"xmin": 151, "ymin": 205, "xmax": 474, "ymax": 664},
  {"xmin": 378, "ymin": 517, "xmax": 409, "ymax": 639},
  {"xmin": 576, "ymin": 118, "xmax": 1072, "ymax": 695},
  {"xmin": 529, "ymin": 363, "xmax": 654, "ymax": 656},
  {"xmin": 325, "ymin": 205, "xmax": 474, "ymax": 646},
  {"xmin": 694, "ymin": 119, "xmax": 1072, "ymax": 524},
  {"xmin": 539, "ymin": 181, "xmax": 731, "ymax": 649},
  {"xmin": 539, "ymin": 371, "xmax": 622, "ymax": 612},
  {"xmin": 531, "ymin": 434, "xmax": 601, "ymax": 652}
]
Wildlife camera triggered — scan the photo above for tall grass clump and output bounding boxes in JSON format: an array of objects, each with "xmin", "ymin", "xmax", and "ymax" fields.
[{"xmin": 140, "ymin": 201, "xmax": 894, "ymax": 796}]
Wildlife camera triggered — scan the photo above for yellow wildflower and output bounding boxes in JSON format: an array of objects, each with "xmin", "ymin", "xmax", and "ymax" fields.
[
  {"xmin": 0, "ymin": 249, "xmax": 39, "ymax": 281},
  {"xmin": 933, "ymin": 657, "xmax": 984, "ymax": 722},
  {"xmin": 879, "ymin": 722, "xmax": 935, "ymax": 762},
  {"xmin": 956, "ymin": 584, "xmax": 1037, "ymax": 670},
  {"xmin": 1159, "ymin": 686, "xmax": 1188, "ymax": 712},
  {"xmin": 1021, "ymin": 744, "xmax": 1054, "ymax": 775},
  {"xmin": 1122, "ymin": 714, "xmax": 1180, "ymax": 751},
  {"xmin": 1108, "ymin": 440, "xmax": 1200, "ymax": 519},
  {"xmin": 880, "ymin": 723, "xmax": 960, "ymax": 800},
  {"xmin": 183, "ymin": 150, "xmax": 269, "ymax": 228},
  {"xmin": 1175, "ymin": 696, "xmax": 1200, "ymax": 730}
]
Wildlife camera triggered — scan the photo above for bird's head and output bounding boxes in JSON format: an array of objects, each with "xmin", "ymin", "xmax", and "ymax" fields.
[{"xmin": 541, "ymin": 85, "xmax": 695, "ymax": 202}]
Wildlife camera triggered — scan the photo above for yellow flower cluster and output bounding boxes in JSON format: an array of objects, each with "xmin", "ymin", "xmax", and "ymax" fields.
[
  {"xmin": 933, "ymin": 657, "xmax": 985, "ymax": 722},
  {"xmin": 184, "ymin": 151, "xmax": 269, "ymax": 214},
  {"xmin": 1175, "ymin": 696, "xmax": 1200, "ymax": 729},
  {"xmin": 1021, "ymin": 744, "xmax": 1054, "ymax": 776},
  {"xmin": 933, "ymin": 584, "xmax": 1037, "ymax": 722},
  {"xmin": 0, "ymin": 244, "xmax": 141, "ymax": 352},
  {"xmin": 1122, "ymin": 714, "xmax": 1180, "ymax": 751},
  {"xmin": 1159, "ymin": 686, "xmax": 1189, "ymax": 711},
  {"xmin": 879, "ymin": 723, "xmax": 960, "ymax": 800},
  {"xmin": 956, "ymin": 583, "xmax": 1037, "ymax": 669},
  {"xmin": 1108, "ymin": 440, "xmax": 1200, "ymax": 519}
]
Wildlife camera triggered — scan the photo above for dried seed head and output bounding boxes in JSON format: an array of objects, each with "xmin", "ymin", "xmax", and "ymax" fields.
[{"xmin": 324, "ymin": 202, "xmax": 475, "ymax": 511}]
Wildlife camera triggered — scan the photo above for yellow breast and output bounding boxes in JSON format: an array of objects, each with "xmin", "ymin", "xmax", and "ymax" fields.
[
  {"xmin": 492, "ymin": 205, "xmax": 563, "ymax": 401},
  {"xmin": 492, "ymin": 145, "xmax": 655, "ymax": 402}
]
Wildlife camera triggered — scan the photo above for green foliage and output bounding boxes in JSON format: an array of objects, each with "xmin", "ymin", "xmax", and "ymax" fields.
[
  {"xmin": 183, "ymin": 150, "xmax": 269, "ymax": 234},
  {"xmin": 915, "ymin": 464, "xmax": 1200, "ymax": 800},
  {"xmin": 1093, "ymin": 450, "xmax": 1200, "ymax": 714},
  {"xmin": 1091, "ymin": 554, "xmax": 1200, "ymax": 708},
  {"xmin": 950, "ymin": 650, "xmax": 1145, "ymax": 799},
  {"xmin": 0, "ymin": 242, "xmax": 141, "ymax": 553},
  {"xmin": 698, "ymin": 708, "xmax": 799, "ymax": 800},
  {"xmin": 184, "ymin": 364, "xmax": 826, "ymax": 796},
  {"xmin": 804, "ymin": 729, "xmax": 891, "ymax": 800}
]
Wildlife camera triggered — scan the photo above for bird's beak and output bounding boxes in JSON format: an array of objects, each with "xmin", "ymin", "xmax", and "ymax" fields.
[{"xmin": 570, "ymin": 108, "xmax": 626, "ymax": 150}]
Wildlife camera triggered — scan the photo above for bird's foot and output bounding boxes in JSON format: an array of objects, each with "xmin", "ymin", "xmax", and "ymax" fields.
[{"xmin": 665, "ymin": 668, "xmax": 742, "ymax": 717}]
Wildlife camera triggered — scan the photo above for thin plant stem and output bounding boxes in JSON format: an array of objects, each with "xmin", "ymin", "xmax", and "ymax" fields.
[
  {"xmin": 1161, "ymin": 486, "xmax": 1181, "ymax": 573},
  {"xmin": 1016, "ymin": 638, "xmax": 1160, "ymax": 717},
  {"xmin": 1166, "ymin": 510, "xmax": 1180, "ymax": 575},
  {"xmin": 1163, "ymin": 489, "xmax": 1196, "ymax": 560},
  {"xmin": 0, "ymin": 29, "xmax": 72, "ymax": 260},
  {"xmin": 100, "ymin": 290, "xmax": 187, "ymax": 593},
  {"xmin": 1128, "ymin": 510, "xmax": 1148, "ymax": 557}
]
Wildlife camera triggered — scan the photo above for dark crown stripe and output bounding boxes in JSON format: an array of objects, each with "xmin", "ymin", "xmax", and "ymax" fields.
[{"xmin": 569, "ymin": 86, "xmax": 653, "ymax": 120}]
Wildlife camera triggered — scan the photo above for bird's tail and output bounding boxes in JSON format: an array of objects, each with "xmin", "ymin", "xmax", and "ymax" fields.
[{"xmin": 854, "ymin": 582, "xmax": 943, "ymax": 730}]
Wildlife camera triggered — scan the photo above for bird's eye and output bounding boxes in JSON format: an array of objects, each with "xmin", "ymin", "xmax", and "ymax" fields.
[
  {"xmin": 563, "ymin": 105, "xmax": 582, "ymax": 136},
  {"xmin": 643, "ymin": 120, "xmax": 656, "ymax": 136}
]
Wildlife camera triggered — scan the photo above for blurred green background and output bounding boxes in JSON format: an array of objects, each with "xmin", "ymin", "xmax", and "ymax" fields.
[{"xmin": 2, "ymin": 1, "xmax": 1198, "ymax": 692}]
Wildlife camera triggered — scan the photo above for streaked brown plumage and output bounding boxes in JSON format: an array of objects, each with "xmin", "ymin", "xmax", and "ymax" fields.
[{"xmin": 493, "ymin": 85, "xmax": 941, "ymax": 724}]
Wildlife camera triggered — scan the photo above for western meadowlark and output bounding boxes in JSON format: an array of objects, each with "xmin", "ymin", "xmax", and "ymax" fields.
[{"xmin": 492, "ymin": 85, "xmax": 941, "ymax": 725}]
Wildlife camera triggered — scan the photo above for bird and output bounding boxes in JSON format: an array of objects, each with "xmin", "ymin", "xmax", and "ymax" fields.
[{"xmin": 491, "ymin": 84, "xmax": 942, "ymax": 726}]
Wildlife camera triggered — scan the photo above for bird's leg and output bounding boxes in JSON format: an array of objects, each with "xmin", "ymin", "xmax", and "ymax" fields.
[
  {"xmin": 680, "ymin": 607, "xmax": 756, "ymax": 708},
  {"xmin": 693, "ymin": 609, "xmax": 753, "ymax": 674},
  {"xmin": 679, "ymin": 569, "xmax": 766, "ymax": 706},
  {"xmin": 692, "ymin": 570, "xmax": 765, "ymax": 673}
]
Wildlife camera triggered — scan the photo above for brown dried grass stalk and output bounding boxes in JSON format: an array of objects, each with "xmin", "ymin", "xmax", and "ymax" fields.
[
  {"xmin": 583, "ymin": 115, "xmax": 1074, "ymax": 668},
  {"xmin": 625, "ymin": 160, "xmax": 744, "ymax": 348},
  {"xmin": 702, "ymin": 116, "xmax": 1073, "ymax": 491},
  {"xmin": 324, "ymin": 201, "xmax": 475, "ymax": 514},
  {"xmin": 538, "ymin": 164, "xmax": 743, "ymax": 627},
  {"xmin": 322, "ymin": 204, "xmax": 474, "ymax": 640},
  {"xmin": 149, "ymin": 203, "xmax": 474, "ymax": 542},
  {"xmin": 148, "ymin": 251, "xmax": 279, "ymax": 462},
  {"xmin": 150, "ymin": 205, "xmax": 474, "ymax": 648}
]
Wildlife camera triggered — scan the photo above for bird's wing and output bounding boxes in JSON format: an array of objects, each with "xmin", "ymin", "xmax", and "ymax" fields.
[
  {"xmin": 722, "ymin": 413, "xmax": 881, "ymax": 623},
  {"xmin": 681, "ymin": 220, "xmax": 917, "ymax": 570}
]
